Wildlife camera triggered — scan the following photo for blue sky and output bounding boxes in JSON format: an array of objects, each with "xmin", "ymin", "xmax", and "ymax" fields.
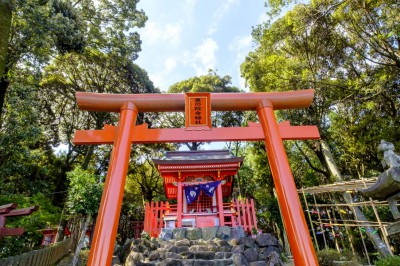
[{"xmin": 135, "ymin": 0, "xmax": 268, "ymax": 92}]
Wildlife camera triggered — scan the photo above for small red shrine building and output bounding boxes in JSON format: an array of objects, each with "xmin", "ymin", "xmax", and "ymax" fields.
[{"xmin": 144, "ymin": 150, "xmax": 258, "ymax": 237}]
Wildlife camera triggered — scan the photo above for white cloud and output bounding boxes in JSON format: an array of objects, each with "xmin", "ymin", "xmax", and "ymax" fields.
[
  {"xmin": 184, "ymin": 0, "xmax": 196, "ymax": 12},
  {"xmin": 141, "ymin": 21, "xmax": 182, "ymax": 46},
  {"xmin": 207, "ymin": 23, "xmax": 218, "ymax": 35},
  {"xmin": 214, "ymin": 0, "xmax": 240, "ymax": 20},
  {"xmin": 229, "ymin": 35, "xmax": 252, "ymax": 53},
  {"xmin": 165, "ymin": 57, "xmax": 177, "ymax": 72},
  {"xmin": 229, "ymin": 35, "xmax": 253, "ymax": 91},
  {"xmin": 184, "ymin": 38, "xmax": 219, "ymax": 75}
]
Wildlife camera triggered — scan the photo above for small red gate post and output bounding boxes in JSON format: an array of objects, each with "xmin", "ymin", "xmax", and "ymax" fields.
[
  {"xmin": 87, "ymin": 103, "xmax": 138, "ymax": 266},
  {"xmin": 257, "ymin": 100, "xmax": 318, "ymax": 266}
]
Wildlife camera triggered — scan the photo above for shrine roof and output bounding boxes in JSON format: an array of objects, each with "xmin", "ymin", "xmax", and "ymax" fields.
[{"xmin": 153, "ymin": 150, "xmax": 244, "ymax": 165}]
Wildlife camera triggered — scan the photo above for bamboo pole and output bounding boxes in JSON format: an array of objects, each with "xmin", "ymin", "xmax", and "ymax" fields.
[
  {"xmin": 350, "ymin": 195, "xmax": 371, "ymax": 265},
  {"xmin": 312, "ymin": 194, "xmax": 328, "ymax": 249},
  {"xmin": 325, "ymin": 205, "xmax": 340, "ymax": 252},
  {"xmin": 361, "ymin": 178, "xmax": 393, "ymax": 256},
  {"xmin": 302, "ymin": 188, "xmax": 319, "ymax": 251}
]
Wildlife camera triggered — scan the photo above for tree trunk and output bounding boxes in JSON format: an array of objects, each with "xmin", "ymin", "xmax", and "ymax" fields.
[
  {"xmin": 0, "ymin": 74, "xmax": 10, "ymax": 125},
  {"xmin": 0, "ymin": 0, "xmax": 11, "ymax": 79},
  {"xmin": 320, "ymin": 139, "xmax": 391, "ymax": 257},
  {"xmin": 0, "ymin": 0, "xmax": 12, "ymax": 119},
  {"xmin": 82, "ymin": 145, "xmax": 95, "ymax": 170},
  {"xmin": 72, "ymin": 214, "xmax": 91, "ymax": 266}
]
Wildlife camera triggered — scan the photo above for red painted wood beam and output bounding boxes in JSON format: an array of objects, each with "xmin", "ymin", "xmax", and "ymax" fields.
[
  {"xmin": 0, "ymin": 227, "xmax": 24, "ymax": 236},
  {"xmin": 0, "ymin": 203, "xmax": 17, "ymax": 214},
  {"xmin": 76, "ymin": 90, "xmax": 315, "ymax": 112},
  {"xmin": 4, "ymin": 205, "xmax": 39, "ymax": 217},
  {"xmin": 74, "ymin": 122, "xmax": 320, "ymax": 145}
]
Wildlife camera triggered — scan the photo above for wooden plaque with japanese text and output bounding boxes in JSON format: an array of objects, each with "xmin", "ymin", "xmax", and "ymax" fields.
[{"xmin": 185, "ymin": 93, "xmax": 211, "ymax": 130}]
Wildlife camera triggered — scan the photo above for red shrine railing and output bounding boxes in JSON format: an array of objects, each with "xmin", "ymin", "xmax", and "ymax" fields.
[{"xmin": 144, "ymin": 199, "xmax": 257, "ymax": 237}]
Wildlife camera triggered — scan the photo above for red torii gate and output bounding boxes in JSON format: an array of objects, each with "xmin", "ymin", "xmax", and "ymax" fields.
[{"xmin": 74, "ymin": 90, "xmax": 320, "ymax": 266}]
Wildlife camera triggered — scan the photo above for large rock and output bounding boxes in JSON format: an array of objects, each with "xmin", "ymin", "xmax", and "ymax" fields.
[
  {"xmin": 172, "ymin": 228, "xmax": 187, "ymax": 240},
  {"xmin": 194, "ymin": 251, "xmax": 215, "ymax": 260},
  {"xmin": 164, "ymin": 252, "xmax": 182, "ymax": 259},
  {"xmin": 175, "ymin": 238, "xmax": 191, "ymax": 247},
  {"xmin": 216, "ymin": 226, "xmax": 231, "ymax": 240},
  {"xmin": 265, "ymin": 245, "xmax": 283, "ymax": 255},
  {"xmin": 187, "ymin": 228, "xmax": 202, "ymax": 240},
  {"xmin": 158, "ymin": 258, "xmax": 183, "ymax": 266},
  {"xmin": 265, "ymin": 251, "xmax": 282, "ymax": 266},
  {"xmin": 124, "ymin": 251, "xmax": 144, "ymax": 266},
  {"xmin": 239, "ymin": 236, "xmax": 256, "ymax": 249},
  {"xmin": 201, "ymin": 227, "xmax": 218, "ymax": 240},
  {"xmin": 176, "ymin": 246, "xmax": 189, "ymax": 253},
  {"xmin": 231, "ymin": 245, "xmax": 243, "ymax": 254},
  {"xmin": 233, "ymin": 253, "xmax": 249, "ymax": 266},
  {"xmin": 189, "ymin": 245, "xmax": 210, "ymax": 252},
  {"xmin": 255, "ymin": 233, "xmax": 279, "ymax": 247},
  {"xmin": 148, "ymin": 251, "xmax": 160, "ymax": 261},
  {"xmin": 230, "ymin": 226, "xmax": 245, "ymax": 239},
  {"xmin": 160, "ymin": 228, "xmax": 173, "ymax": 241},
  {"xmin": 244, "ymin": 247, "xmax": 259, "ymax": 263}
]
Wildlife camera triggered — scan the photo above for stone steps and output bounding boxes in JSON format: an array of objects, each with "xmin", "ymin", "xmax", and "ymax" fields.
[{"xmin": 117, "ymin": 226, "xmax": 285, "ymax": 266}]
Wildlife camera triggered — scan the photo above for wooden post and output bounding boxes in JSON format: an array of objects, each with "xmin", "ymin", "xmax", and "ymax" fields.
[
  {"xmin": 241, "ymin": 199, "xmax": 247, "ymax": 231},
  {"xmin": 177, "ymin": 182, "xmax": 182, "ymax": 227},
  {"xmin": 250, "ymin": 199, "xmax": 257, "ymax": 230},
  {"xmin": 246, "ymin": 198, "xmax": 252, "ymax": 231},
  {"xmin": 257, "ymin": 100, "xmax": 318, "ymax": 266},
  {"xmin": 87, "ymin": 103, "xmax": 137, "ymax": 266},
  {"xmin": 217, "ymin": 183, "xmax": 224, "ymax": 226}
]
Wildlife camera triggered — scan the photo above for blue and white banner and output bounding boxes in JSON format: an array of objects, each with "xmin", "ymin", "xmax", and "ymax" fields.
[{"xmin": 184, "ymin": 181, "xmax": 221, "ymax": 204}]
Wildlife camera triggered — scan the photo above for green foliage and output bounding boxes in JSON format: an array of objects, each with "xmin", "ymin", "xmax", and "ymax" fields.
[
  {"xmin": 241, "ymin": 0, "xmax": 400, "ymax": 180},
  {"xmin": 168, "ymin": 69, "xmax": 240, "ymax": 93},
  {"xmin": 0, "ymin": 193, "xmax": 61, "ymax": 258},
  {"xmin": 317, "ymin": 249, "xmax": 354, "ymax": 266},
  {"xmin": 375, "ymin": 255, "xmax": 400, "ymax": 266},
  {"xmin": 0, "ymin": 80, "xmax": 65, "ymax": 197},
  {"xmin": 66, "ymin": 166, "xmax": 103, "ymax": 216}
]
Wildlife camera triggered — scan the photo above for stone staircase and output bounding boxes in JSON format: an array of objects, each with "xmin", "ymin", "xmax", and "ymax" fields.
[{"xmin": 115, "ymin": 226, "xmax": 285, "ymax": 266}]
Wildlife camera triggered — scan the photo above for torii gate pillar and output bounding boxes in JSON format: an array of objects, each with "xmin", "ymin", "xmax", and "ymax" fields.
[
  {"xmin": 87, "ymin": 103, "xmax": 137, "ymax": 266},
  {"xmin": 257, "ymin": 100, "xmax": 317, "ymax": 265}
]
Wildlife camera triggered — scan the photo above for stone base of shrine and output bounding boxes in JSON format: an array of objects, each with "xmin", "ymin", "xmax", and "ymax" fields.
[{"xmin": 159, "ymin": 226, "xmax": 246, "ymax": 241}]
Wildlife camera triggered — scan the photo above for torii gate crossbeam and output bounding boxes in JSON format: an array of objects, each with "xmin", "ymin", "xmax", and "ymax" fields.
[{"xmin": 74, "ymin": 90, "xmax": 320, "ymax": 266}]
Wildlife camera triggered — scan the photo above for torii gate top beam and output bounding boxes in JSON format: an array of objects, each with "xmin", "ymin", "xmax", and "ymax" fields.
[{"xmin": 76, "ymin": 89, "xmax": 314, "ymax": 112}]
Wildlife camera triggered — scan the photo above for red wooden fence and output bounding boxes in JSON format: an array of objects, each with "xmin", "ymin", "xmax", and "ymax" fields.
[
  {"xmin": 144, "ymin": 198, "xmax": 257, "ymax": 237},
  {"xmin": 232, "ymin": 198, "xmax": 258, "ymax": 233},
  {"xmin": 144, "ymin": 201, "xmax": 170, "ymax": 237}
]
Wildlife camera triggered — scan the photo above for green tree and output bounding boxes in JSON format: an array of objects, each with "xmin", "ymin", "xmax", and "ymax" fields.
[
  {"xmin": 241, "ymin": 0, "xmax": 398, "ymax": 257},
  {"xmin": 40, "ymin": 49, "xmax": 158, "ymax": 201},
  {"xmin": 66, "ymin": 166, "xmax": 103, "ymax": 266},
  {"xmin": 0, "ymin": 0, "xmax": 147, "ymax": 120},
  {"xmin": 0, "ymin": 193, "xmax": 61, "ymax": 258}
]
